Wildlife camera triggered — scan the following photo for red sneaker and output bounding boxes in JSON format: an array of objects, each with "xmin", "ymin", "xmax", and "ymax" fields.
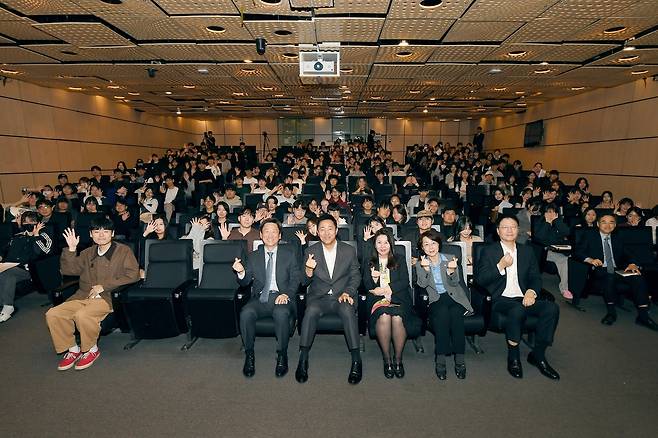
[
  {"xmin": 57, "ymin": 351, "xmax": 82, "ymax": 371},
  {"xmin": 74, "ymin": 350, "xmax": 101, "ymax": 370}
]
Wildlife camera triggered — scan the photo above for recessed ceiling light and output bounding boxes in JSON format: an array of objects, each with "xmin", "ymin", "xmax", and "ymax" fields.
[
  {"xmin": 243, "ymin": 59, "xmax": 253, "ymax": 64},
  {"xmin": 282, "ymin": 52, "xmax": 298, "ymax": 59},
  {"xmin": 241, "ymin": 68, "xmax": 256, "ymax": 73},
  {"xmin": 233, "ymin": 92, "xmax": 245, "ymax": 96},
  {"xmin": 630, "ymin": 69, "xmax": 649, "ymax": 75},
  {"xmin": 622, "ymin": 45, "xmax": 636, "ymax": 51},
  {"xmin": 274, "ymin": 30, "xmax": 293, "ymax": 36},
  {"xmin": 494, "ymin": 87, "xmax": 507, "ymax": 91},
  {"xmin": 206, "ymin": 26, "xmax": 226, "ymax": 33},
  {"xmin": 453, "ymin": 119, "xmax": 460, "ymax": 122},
  {"xmin": 260, "ymin": 86, "xmax": 274, "ymax": 91},
  {"xmin": 183, "ymin": 85, "xmax": 196, "ymax": 89},
  {"xmin": 618, "ymin": 55, "xmax": 639, "ymax": 62},
  {"xmin": 371, "ymin": 96, "xmax": 382, "ymax": 100},
  {"xmin": 128, "ymin": 92, "xmax": 140, "ymax": 96},
  {"xmin": 165, "ymin": 91, "xmax": 172, "ymax": 95},
  {"xmin": 419, "ymin": 0, "xmax": 443, "ymax": 9},
  {"xmin": 489, "ymin": 68, "xmax": 502, "ymax": 74},
  {"xmin": 439, "ymin": 118, "xmax": 447, "ymax": 122},
  {"xmin": 515, "ymin": 91, "xmax": 525, "ymax": 95},
  {"xmin": 534, "ymin": 68, "xmax": 551, "ymax": 74},
  {"xmin": 398, "ymin": 40, "xmax": 409, "ymax": 46},
  {"xmin": 68, "ymin": 87, "xmax": 83, "ymax": 91},
  {"xmin": 0, "ymin": 68, "xmax": 20, "ymax": 75},
  {"xmin": 197, "ymin": 68, "xmax": 209, "ymax": 74},
  {"xmin": 260, "ymin": 0, "xmax": 282, "ymax": 5},
  {"xmin": 409, "ymin": 90, "xmax": 420, "ymax": 94},
  {"xmin": 60, "ymin": 50, "xmax": 78, "ymax": 55},
  {"xmin": 395, "ymin": 51, "xmax": 413, "ymax": 58},
  {"xmin": 219, "ymin": 100, "xmax": 230, "ymax": 104},
  {"xmin": 570, "ymin": 86, "xmax": 585, "ymax": 91},
  {"xmin": 282, "ymin": 107, "xmax": 292, "ymax": 110},
  {"xmin": 274, "ymin": 94, "xmax": 284, "ymax": 97},
  {"xmin": 429, "ymin": 97, "xmax": 436, "ymax": 101},
  {"xmin": 517, "ymin": 102, "xmax": 527, "ymax": 106},
  {"xmin": 533, "ymin": 91, "xmax": 543, "ymax": 96},
  {"xmin": 107, "ymin": 85, "xmax": 121, "ymax": 89},
  {"xmin": 539, "ymin": 61, "xmax": 549, "ymax": 66},
  {"xmin": 423, "ymin": 108, "xmax": 428, "ymax": 113},
  {"xmin": 100, "ymin": 0, "xmax": 123, "ymax": 4},
  {"xmin": 340, "ymin": 67, "xmax": 353, "ymax": 73},
  {"xmin": 603, "ymin": 26, "xmax": 627, "ymax": 35},
  {"xmin": 176, "ymin": 107, "xmax": 181, "ymax": 115},
  {"xmin": 507, "ymin": 50, "xmax": 527, "ymax": 57},
  {"xmin": 114, "ymin": 95, "xmax": 125, "ymax": 99}
]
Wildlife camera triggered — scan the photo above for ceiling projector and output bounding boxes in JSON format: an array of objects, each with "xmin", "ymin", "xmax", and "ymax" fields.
[{"xmin": 299, "ymin": 51, "xmax": 340, "ymax": 77}]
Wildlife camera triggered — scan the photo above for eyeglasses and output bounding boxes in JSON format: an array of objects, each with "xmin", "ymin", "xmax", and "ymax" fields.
[{"xmin": 498, "ymin": 226, "xmax": 518, "ymax": 230}]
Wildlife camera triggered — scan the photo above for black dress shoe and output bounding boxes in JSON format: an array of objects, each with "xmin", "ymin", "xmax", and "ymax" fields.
[
  {"xmin": 636, "ymin": 316, "xmax": 658, "ymax": 332},
  {"xmin": 243, "ymin": 351, "xmax": 255, "ymax": 378},
  {"xmin": 435, "ymin": 362, "xmax": 447, "ymax": 380},
  {"xmin": 383, "ymin": 361, "xmax": 394, "ymax": 379},
  {"xmin": 393, "ymin": 362, "xmax": 405, "ymax": 379},
  {"xmin": 275, "ymin": 353, "xmax": 288, "ymax": 377},
  {"xmin": 507, "ymin": 358, "xmax": 523, "ymax": 379},
  {"xmin": 348, "ymin": 360, "xmax": 363, "ymax": 385},
  {"xmin": 601, "ymin": 313, "xmax": 617, "ymax": 325},
  {"xmin": 527, "ymin": 352, "xmax": 560, "ymax": 380},
  {"xmin": 295, "ymin": 359, "xmax": 308, "ymax": 383},
  {"xmin": 454, "ymin": 363, "xmax": 466, "ymax": 380}
]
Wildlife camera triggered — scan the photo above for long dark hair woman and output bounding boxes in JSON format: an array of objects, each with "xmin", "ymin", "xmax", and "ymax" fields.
[
  {"xmin": 415, "ymin": 229, "xmax": 473, "ymax": 380},
  {"xmin": 362, "ymin": 229, "xmax": 420, "ymax": 379}
]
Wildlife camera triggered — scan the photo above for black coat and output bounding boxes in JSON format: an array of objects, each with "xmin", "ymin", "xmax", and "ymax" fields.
[{"xmin": 477, "ymin": 242, "xmax": 542, "ymax": 302}]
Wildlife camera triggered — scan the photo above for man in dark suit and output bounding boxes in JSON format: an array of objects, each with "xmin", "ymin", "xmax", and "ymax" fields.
[
  {"xmin": 573, "ymin": 214, "xmax": 657, "ymax": 330},
  {"xmin": 297, "ymin": 214, "xmax": 362, "ymax": 384},
  {"xmin": 477, "ymin": 215, "xmax": 560, "ymax": 380},
  {"xmin": 472, "ymin": 126, "xmax": 485, "ymax": 153},
  {"xmin": 233, "ymin": 218, "xmax": 301, "ymax": 378}
]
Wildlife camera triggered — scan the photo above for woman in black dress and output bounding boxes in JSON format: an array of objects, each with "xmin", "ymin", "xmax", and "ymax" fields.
[{"xmin": 362, "ymin": 229, "xmax": 420, "ymax": 379}]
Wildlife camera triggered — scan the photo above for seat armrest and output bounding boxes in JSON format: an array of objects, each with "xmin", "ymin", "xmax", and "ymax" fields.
[{"xmin": 173, "ymin": 278, "xmax": 198, "ymax": 299}]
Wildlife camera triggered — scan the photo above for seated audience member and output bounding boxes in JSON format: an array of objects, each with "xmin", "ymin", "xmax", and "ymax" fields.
[
  {"xmin": 399, "ymin": 173, "xmax": 419, "ymax": 203},
  {"xmin": 307, "ymin": 198, "xmax": 322, "ymax": 218},
  {"xmin": 138, "ymin": 187, "xmax": 159, "ymax": 222},
  {"xmin": 214, "ymin": 202, "xmax": 230, "ymax": 232},
  {"xmin": 439, "ymin": 207, "xmax": 459, "ymax": 241},
  {"xmin": 477, "ymin": 215, "xmax": 560, "ymax": 380},
  {"xmin": 297, "ymin": 215, "xmax": 362, "ymax": 384},
  {"xmin": 199, "ymin": 195, "xmax": 216, "ymax": 218},
  {"xmin": 264, "ymin": 183, "xmax": 296, "ymax": 207},
  {"xmin": 0, "ymin": 211, "xmax": 53, "ymax": 322},
  {"xmin": 595, "ymin": 190, "xmax": 614, "ymax": 209},
  {"xmin": 562, "ymin": 188, "xmax": 583, "ymax": 219},
  {"xmin": 406, "ymin": 186, "xmax": 430, "ymax": 215},
  {"xmin": 478, "ymin": 171, "xmax": 496, "ymax": 195},
  {"xmin": 577, "ymin": 207, "xmax": 598, "ymax": 228},
  {"xmin": 182, "ymin": 216, "xmax": 214, "ymax": 271},
  {"xmin": 574, "ymin": 214, "xmax": 657, "ymax": 331},
  {"xmin": 646, "ymin": 205, "xmax": 658, "ymax": 243},
  {"xmin": 351, "ymin": 177, "xmax": 373, "ymax": 196},
  {"xmin": 111, "ymin": 198, "xmax": 138, "ymax": 241},
  {"xmin": 139, "ymin": 215, "xmax": 170, "ymax": 275},
  {"xmin": 85, "ymin": 184, "xmax": 108, "ymax": 213},
  {"xmin": 391, "ymin": 204, "xmax": 408, "ymax": 226},
  {"xmin": 218, "ymin": 208, "xmax": 260, "ymax": 252},
  {"xmin": 416, "ymin": 229, "xmax": 472, "ymax": 380},
  {"xmin": 233, "ymin": 218, "xmax": 300, "ymax": 378},
  {"xmin": 615, "ymin": 197, "xmax": 634, "ymax": 218},
  {"xmin": 363, "ymin": 230, "xmax": 420, "ymax": 379},
  {"xmin": 162, "ymin": 175, "xmax": 182, "ymax": 223},
  {"xmin": 376, "ymin": 200, "xmax": 393, "ymax": 224},
  {"xmin": 252, "ymin": 177, "xmax": 269, "ymax": 194},
  {"xmin": 328, "ymin": 187, "xmax": 349, "ymax": 210},
  {"xmin": 233, "ymin": 175, "xmax": 250, "ymax": 198},
  {"xmin": 285, "ymin": 200, "xmax": 308, "ymax": 225},
  {"xmin": 451, "ymin": 217, "xmax": 483, "ymax": 275},
  {"xmin": 327, "ymin": 203, "xmax": 347, "ymax": 226},
  {"xmin": 45, "ymin": 218, "xmax": 139, "ymax": 370},
  {"xmin": 533, "ymin": 203, "xmax": 572, "ymax": 300},
  {"xmin": 619, "ymin": 207, "xmax": 643, "ymax": 227},
  {"xmin": 217, "ymin": 184, "xmax": 243, "ymax": 211},
  {"xmin": 426, "ymin": 198, "xmax": 441, "ymax": 216},
  {"xmin": 401, "ymin": 209, "xmax": 434, "ymax": 262},
  {"xmin": 37, "ymin": 198, "xmax": 70, "ymax": 247},
  {"xmin": 294, "ymin": 216, "xmax": 320, "ymax": 248},
  {"xmin": 516, "ymin": 200, "xmax": 542, "ymax": 245}
]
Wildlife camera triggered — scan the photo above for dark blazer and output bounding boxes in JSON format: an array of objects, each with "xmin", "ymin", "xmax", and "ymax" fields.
[
  {"xmin": 239, "ymin": 244, "xmax": 301, "ymax": 301},
  {"xmin": 477, "ymin": 242, "xmax": 541, "ymax": 302},
  {"xmin": 573, "ymin": 229, "xmax": 635, "ymax": 268},
  {"xmin": 362, "ymin": 254, "xmax": 412, "ymax": 309},
  {"xmin": 302, "ymin": 241, "xmax": 361, "ymax": 300},
  {"xmin": 534, "ymin": 218, "xmax": 570, "ymax": 246}
]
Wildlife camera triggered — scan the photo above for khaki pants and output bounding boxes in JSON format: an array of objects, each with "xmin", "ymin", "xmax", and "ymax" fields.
[
  {"xmin": 164, "ymin": 203, "xmax": 174, "ymax": 223},
  {"xmin": 45, "ymin": 299, "xmax": 112, "ymax": 353}
]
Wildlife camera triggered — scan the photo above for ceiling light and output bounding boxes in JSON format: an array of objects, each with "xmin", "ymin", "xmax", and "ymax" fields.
[
  {"xmin": 507, "ymin": 50, "xmax": 527, "ymax": 57},
  {"xmin": 371, "ymin": 96, "xmax": 382, "ymax": 100},
  {"xmin": 515, "ymin": 91, "xmax": 525, "ymax": 95},
  {"xmin": 429, "ymin": 97, "xmax": 436, "ymax": 101},
  {"xmin": 395, "ymin": 51, "xmax": 413, "ymax": 58},
  {"xmin": 92, "ymin": 86, "xmax": 101, "ymax": 90},
  {"xmin": 343, "ymin": 90, "xmax": 351, "ymax": 94},
  {"xmin": 630, "ymin": 69, "xmax": 649, "ymax": 75},
  {"xmin": 439, "ymin": 118, "xmax": 447, "ymax": 122},
  {"xmin": 282, "ymin": 107, "xmax": 292, "ymax": 110},
  {"xmin": 233, "ymin": 92, "xmax": 245, "ymax": 96},
  {"xmin": 340, "ymin": 67, "xmax": 353, "ymax": 73},
  {"xmin": 603, "ymin": 26, "xmax": 626, "ymax": 35},
  {"xmin": 183, "ymin": 85, "xmax": 196, "ymax": 89},
  {"xmin": 274, "ymin": 30, "xmax": 293, "ymax": 36},
  {"xmin": 176, "ymin": 108, "xmax": 181, "ymax": 115},
  {"xmin": 128, "ymin": 92, "xmax": 140, "ymax": 96},
  {"xmin": 453, "ymin": 119, "xmax": 460, "ymax": 122},
  {"xmin": 197, "ymin": 68, "xmax": 209, "ymax": 74},
  {"xmin": 219, "ymin": 100, "xmax": 230, "ymax": 104},
  {"xmin": 419, "ymin": 0, "xmax": 443, "ymax": 9},
  {"xmin": 165, "ymin": 91, "xmax": 172, "ymax": 95},
  {"xmin": 489, "ymin": 68, "xmax": 502, "ymax": 74},
  {"xmin": 0, "ymin": 69, "xmax": 20, "ymax": 75},
  {"xmin": 113, "ymin": 96, "xmax": 125, "ymax": 99},
  {"xmin": 539, "ymin": 61, "xmax": 549, "ymax": 66},
  {"xmin": 423, "ymin": 108, "xmax": 428, "ymax": 113},
  {"xmin": 398, "ymin": 40, "xmax": 409, "ymax": 46},
  {"xmin": 517, "ymin": 102, "xmax": 527, "ymax": 106},
  {"xmin": 206, "ymin": 26, "xmax": 226, "ymax": 33},
  {"xmin": 100, "ymin": 0, "xmax": 123, "ymax": 4},
  {"xmin": 570, "ymin": 87, "xmax": 585, "ymax": 91},
  {"xmin": 68, "ymin": 87, "xmax": 83, "ymax": 91},
  {"xmin": 241, "ymin": 68, "xmax": 256, "ymax": 73},
  {"xmin": 107, "ymin": 85, "xmax": 121, "ymax": 89},
  {"xmin": 274, "ymin": 94, "xmax": 284, "ymax": 97},
  {"xmin": 409, "ymin": 90, "xmax": 420, "ymax": 94},
  {"xmin": 260, "ymin": 86, "xmax": 274, "ymax": 91},
  {"xmin": 618, "ymin": 55, "xmax": 639, "ymax": 62},
  {"xmin": 282, "ymin": 52, "xmax": 298, "ymax": 59},
  {"xmin": 533, "ymin": 91, "xmax": 543, "ymax": 96},
  {"xmin": 494, "ymin": 87, "xmax": 507, "ymax": 91},
  {"xmin": 534, "ymin": 68, "xmax": 551, "ymax": 74},
  {"xmin": 260, "ymin": 0, "xmax": 282, "ymax": 4},
  {"xmin": 243, "ymin": 59, "xmax": 253, "ymax": 64},
  {"xmin": 622, "ymin": 46, "xmax": 636, "ymax": 51}
]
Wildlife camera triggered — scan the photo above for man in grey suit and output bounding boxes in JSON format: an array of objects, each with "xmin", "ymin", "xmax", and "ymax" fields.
[
  {"xmin": 233, "ymin": 218, "xmax": 300, "ymax": 378},
  {"xmin": 296, "ymin": 214, "xmax": 363, "ymax": 384}
]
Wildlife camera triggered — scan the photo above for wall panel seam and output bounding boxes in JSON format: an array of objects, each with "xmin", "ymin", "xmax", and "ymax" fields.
[
  {"xmin": 0, "ymin": 133, "xmax": 172, "ymax": 150},
  {"xmin": 491, "ymin": 135, "xmax": 658, "ymax": 150}
]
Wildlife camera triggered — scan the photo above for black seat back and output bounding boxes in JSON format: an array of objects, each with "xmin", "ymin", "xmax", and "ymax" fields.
[
  {"xmin": 199, "ymin": 240, "xmax": 247, "ymax": 289},
  {"xmin": 144, "ymin": 240, "xmax": 193, "ymax": 288}
]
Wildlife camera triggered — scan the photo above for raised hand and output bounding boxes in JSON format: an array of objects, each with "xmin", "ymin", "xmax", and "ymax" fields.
[
  {"xmin": 305, "ymin": 253, "xmax": 317, "ymax": 270},
  {"xmin": 62, "ymin": 228, "xmax": 79, "ymax": 251},
  {"xmin": 219, "ymin": 222, "xmax": 231, "ymax": 240},
  {"xmin": 232, "ymin": 257, "xmax": 244, "ymax": 273},
  {"xmin": 31, "ymin": 222, "xmax": 45, "ymax": 237},
  {"xmin": 447, "ymin": 257, "xmax": 458, "ymax": 272},
  {"xmin": 144, "ymin": 220, "xmax": 157, "ymax": 236},
  {"xmin": 499, "ymin": 252, "xmax": 514, "ymax": 270},
  {"xmin": 363, "ymin": 225, "xmax": 373, "ymax": 241},
  {"xmin": 295, "ymin": 230, "xmax": 307, "ymax": 245},
  {"xmin": 420, "ymin": 255, "xmax": 431, "ymax": 271}
]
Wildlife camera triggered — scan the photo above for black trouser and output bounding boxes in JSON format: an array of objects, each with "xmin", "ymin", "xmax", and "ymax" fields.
[
  {"xmin": 0, "ymin": 267, "xmax": 31, "ymax": 306},
  {"xmin": 429, "ymin": 294, "xmax": 465, "ymax": 355},
  {"xmin": 590, "ymin": 267, "xmax": 649, "ymax": 308},
  {"xmin": 240, "ymin": 295, "xmax": 294, "ymax": 352},
  {"xmin": 300, "ymin": 295, "xmax": 359, "ymax": 350},
  {"xmin": 492, "ymin": 297, "xmax": 559, "ymax": 345}
]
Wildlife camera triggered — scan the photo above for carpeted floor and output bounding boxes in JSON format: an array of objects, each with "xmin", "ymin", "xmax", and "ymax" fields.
[{"xmin": 2, "ymin": 275, "xmax": 658, "ymax": 438}]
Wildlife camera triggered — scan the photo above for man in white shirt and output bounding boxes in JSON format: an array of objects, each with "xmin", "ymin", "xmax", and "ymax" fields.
[
  {"xmin": 477, "ymin": 215, "xmax": 560, "ymax": 380},
  {"xmin": 162, "ymin": 175, "xmax": 180, "ymax": 223}
]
